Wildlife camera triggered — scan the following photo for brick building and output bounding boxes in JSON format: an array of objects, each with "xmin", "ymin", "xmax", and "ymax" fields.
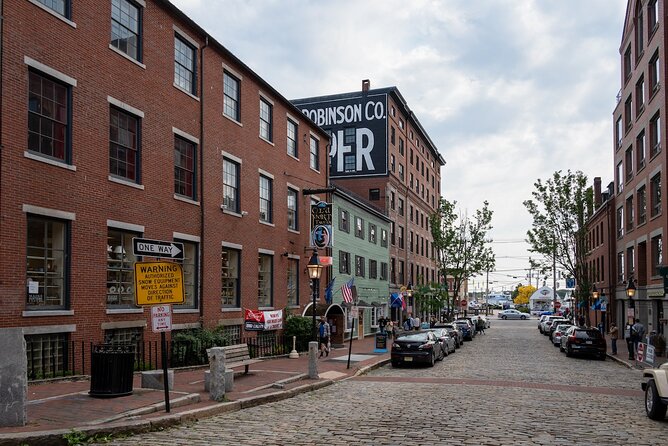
[
  {"xmin": 0, "ymin": 0, "xmax": 328, "ymax": 371},
  {"xmin": 292, "ymin": 81, "xmax": 445, "ymax": 322},
  {"xmin": 606, "ymin": 0, "xmax": 666, "ymax": 335}
]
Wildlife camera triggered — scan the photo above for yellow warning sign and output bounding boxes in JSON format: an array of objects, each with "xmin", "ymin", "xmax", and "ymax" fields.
[{"xmin": 134, "ymin": 261, "xmax": 184, "ymax": 306}]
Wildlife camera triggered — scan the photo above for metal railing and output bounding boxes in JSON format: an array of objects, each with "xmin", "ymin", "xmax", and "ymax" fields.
[{"xmin": 26, "ymin": 334, "xmax": 311, "ymax": 381}]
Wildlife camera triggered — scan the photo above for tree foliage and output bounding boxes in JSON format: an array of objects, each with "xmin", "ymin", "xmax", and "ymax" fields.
[
  {"xmin": 429, "ymin": 198, "xmax": 495, "ymax": 319},
  {"xmin": 514, "ymin": 285, "xmax": 536, "ymax": 305},
  {"xmin": 523, "ymin": 170, "xmax": 593, "ymax": 322}
]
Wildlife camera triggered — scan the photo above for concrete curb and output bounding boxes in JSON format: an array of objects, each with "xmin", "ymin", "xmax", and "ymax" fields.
[{"xmin": 607, "ymin": 353, "xmax": 634, "ymax": 369}]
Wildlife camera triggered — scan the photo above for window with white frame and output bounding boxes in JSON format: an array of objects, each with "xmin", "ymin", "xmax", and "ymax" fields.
[
  {"xmin": 28, "ymin": 70, "xmax": 71, "ymax": 163},
  {"xmin": 110, "ymin": 106, "xmax": 140, "ymax": 182},
  {"xmin": 223, "ymin": 71, "xmax": 240, "ymax": 121},
  {"xmin": 259, "ymin": 98, "xmax": 272, "ymax": 141},
  {"xmin": 223, "ymin": 158, "xmax": 240, "ymax": 213},
  {"xmin": 258, "ymin": 253, "xmax": 273, "ymax": 307},
  {"xmin": 287, "ymin": 258, "xmax": 298, "ymax": 306},
  {"xmin": 355, "ymin": 216, "xmax": 364, "ymax": 239},
  {"xmin": 651, "ymin": 172, "xmax": 662, "ymax": 217},
  {"xmin": 287, "ymin": 188, "xmax": 298, "ymax": 231},
  {"xmin": 637, "ymin": 131, "xmax": 646, "ymax": 170},
  {"xmin": 259, "ymin": 175, "xmax": 273, "ymax": 223},
  {"xmin": 221, "ymin": 247, "xmax": 240, "ymax": 307},
  {"xmin": 35, "ymin": 0, "xmax": 69, "ymax": 18},
  {"xmin": 310, "ymin": 136, "xmax": 319, "ymax": 171},
  {"xmin": 355, "ymin": 255, "xmax": 365, "ymax": 277},
  {"xmin": 175, "ymin": 240, "xmax": 198, "ymax": 309},
  {"xmin": 381, "ymin": 228, "xmax": 388, "ymax": 247},
  {"xmin": 652, "ymin": 234, "xmax": 663, "ymax": 276},
  {"xmin": 27, "ymin": 216, "xmax": 68, "ymax": 309},
  {"xmin": 638, "ymin": 185, "xmax": 647, "ymax": 225},
  {"xmin": 369, "ymin": 224, "xmax": 377, "ymax": 244},
  {"xmin": 174, "ymin": 136, "xmax": 196, "ymax": 200},
  {"xmin": 650, "ymin": 112, "xmax": 661, "ymax": 157},
  {"xmin": 106, "ymin": 228, "xmax": 139, "ymax": 308},
  {"xmin": 287, "ymin": 119, "xmax": 297, "ymax": 157},
  {"xmin": 340, "ymin": 251, "xmax": 350, "ymax": 274}
]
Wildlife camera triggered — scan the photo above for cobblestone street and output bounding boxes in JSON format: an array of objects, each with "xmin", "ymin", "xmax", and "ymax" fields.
[{"xmin": 99, "ymin": 320, "xmax": 667, "ymax": 445}]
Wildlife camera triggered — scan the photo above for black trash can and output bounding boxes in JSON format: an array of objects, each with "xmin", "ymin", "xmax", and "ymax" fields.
[{"xmin": 89, "ymin": 343, "xmax": 136, "ymax": 398}]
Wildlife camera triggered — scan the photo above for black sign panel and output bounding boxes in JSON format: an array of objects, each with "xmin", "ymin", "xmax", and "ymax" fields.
[
  {"xmin": 296, "ymin": 93, "xmax": 388, "ymax": 178},
  {"xmin": 132, "ymin": 238, "xmax": 184, "ymax": 260}
]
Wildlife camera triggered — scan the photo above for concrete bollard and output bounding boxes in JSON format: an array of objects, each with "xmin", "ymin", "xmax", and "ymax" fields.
[
  {"xmin": 207, "ymin": 347, "xmax": 227, "ymax": 401},
  {"xmin": 289, "ymin": 336, "xmax": 299, "ymax": 359},
  {"xmin": 308, "ymin": 341, "xmax": 319, "ymax": 379}
]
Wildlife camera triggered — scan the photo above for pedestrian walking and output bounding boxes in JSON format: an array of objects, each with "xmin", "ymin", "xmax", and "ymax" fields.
[
  {"xmin": 631, "ymin": 318, "xmax": 645, "ymax": 355},
  {"xmin": 318, "ymin": 316, "xmax": 331, "ymax": 358},
  {"xmin": 625, "ymin": 323, "xmax": 634, "ymax": 360},
  {"xmin": 477, "ymin": 317, "xmax": 486, "ymax": 335},
  {"xmin": 403, "ymin": 314, "xmax": 413, "ymax": 331},
  {"xmin": 387, "ymin": 319, "xmax": 395, "ymax": 339},
  {"xmin": 609, "ymin": 322, "xmax": 618, "ymax": 355}
]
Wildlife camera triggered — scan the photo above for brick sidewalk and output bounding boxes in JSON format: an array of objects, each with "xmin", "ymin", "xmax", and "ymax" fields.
[
  {"xmin": 0, "ymin": 336, "xmax": 389, "ymax": 445},
  {"xmin": 602, "ymin": 332, "xmax": 667, "ymax": 369}
]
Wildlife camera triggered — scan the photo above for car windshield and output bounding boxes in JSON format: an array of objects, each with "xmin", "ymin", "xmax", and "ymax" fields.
[
  {"xmin": 397, "ymin": 333, "xmax": 430, "ymax": 342},
  {"xmin": 555, "ymin": 325, "xmax": 571, "ymax": 331}
]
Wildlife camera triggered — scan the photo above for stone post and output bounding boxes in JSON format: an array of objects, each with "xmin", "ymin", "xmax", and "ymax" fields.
[
  {"xmin": 207, "ymin": 347, "xmax": 227, "ymax": 401},
  {"xmin": 308, "ymin": 341, "xmax": 319, "ymax": 379},
  {"xmin": 0, "ymin": 329, "xmax": 27, "ymax": 427}
]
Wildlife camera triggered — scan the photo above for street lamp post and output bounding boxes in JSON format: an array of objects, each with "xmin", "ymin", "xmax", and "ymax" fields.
[
  {"xmin": 592, "ymin": 285, "xmax": 599, "ymax": 328},
  {"xmin": 626, "ymin": 277, "xmax": 636, "ymax": 324},
  {"xmin": 307, "ymin": 248, "xmax": 323, "ymax": 343}
]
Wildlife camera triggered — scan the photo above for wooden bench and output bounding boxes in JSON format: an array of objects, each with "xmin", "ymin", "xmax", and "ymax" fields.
[{"xmin": 221, "ymin": 343, "xmax": 262, "ymax": 374}]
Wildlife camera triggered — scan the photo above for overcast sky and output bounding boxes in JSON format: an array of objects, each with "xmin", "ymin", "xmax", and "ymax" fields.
[{"xmin": 172, "ymin": 0, "xmax": 627, "ymax": 293}]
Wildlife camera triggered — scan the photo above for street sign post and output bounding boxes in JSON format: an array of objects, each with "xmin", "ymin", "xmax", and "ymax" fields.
[
  {"xmin": 151, "ymin": 305, "xmax": 172, "ymax": 333},
  {"xmin": 460, "ymin": 299, "xmax": 468, "ymax": 308},
  {"xmin": 554, "ymin": 301, "xmax": 562, "ymax": 309},
  {"xmin": 132, "ymin": 238, "xmax": 184, "ymax": 260}
]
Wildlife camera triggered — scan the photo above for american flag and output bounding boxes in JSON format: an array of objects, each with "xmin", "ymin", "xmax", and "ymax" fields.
[{"xmin": 341, "ymin": 278, "xmax": 354, "ymax": 303}]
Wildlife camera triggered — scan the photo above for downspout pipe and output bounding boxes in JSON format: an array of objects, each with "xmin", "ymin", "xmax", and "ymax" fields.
[
  {"xmin": 199, "ymin": 35, "xmax": 208, "ymax": 322},
  {"xmin": 0, "ymin": 0, "xmax": 5, "ymax": 240}
]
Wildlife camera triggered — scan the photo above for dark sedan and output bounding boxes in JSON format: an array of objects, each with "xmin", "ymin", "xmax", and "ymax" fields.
[
  {"xmin": 391, "ymin": 331, "xmax": 440, "ymax": 367},
  {"xmin": 560, "ymin": 326, "xmax": 606, "ymax": 360}
]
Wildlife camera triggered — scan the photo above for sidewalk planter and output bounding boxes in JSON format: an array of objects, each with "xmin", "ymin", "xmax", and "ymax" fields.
[{"xmin": 89, "ymin": 344, "xmax": 136, "ymax": 398}]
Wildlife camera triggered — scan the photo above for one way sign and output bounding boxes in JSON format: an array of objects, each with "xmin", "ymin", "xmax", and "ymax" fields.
[{"xmin": 132, "ymin": 238, "xmax": 184, "ymax": 260}]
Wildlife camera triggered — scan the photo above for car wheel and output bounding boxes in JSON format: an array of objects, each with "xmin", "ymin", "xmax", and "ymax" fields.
[
  {"xmin": 566, "ymin": 346, "xmax": 573, "ymax": 357},
  {"xmin": 502, "ymin": 315, "xmax": 507, "ymax": 320},
  {"xmin": 559, "ymin": 345, "xmax": 565, "ymax": 352},
  {"xmin": 520, "ymin": 315, "xmax": 526, "ymax": 320},
  {"xmin": 439, "ymin": 347, "xmax": 446, "ymax": 360},
  {"xmin": 599, "ymin": 353, "xmax": 606, "ymax": 361},
  {"xmin": 645, "ymin": 379, "xmax": 668, "ymax": 420}
]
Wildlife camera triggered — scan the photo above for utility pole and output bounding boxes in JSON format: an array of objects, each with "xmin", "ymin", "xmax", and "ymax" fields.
[
  {"xmin": 485, "ymin": 268, "xmax": 490, "ymax": 316},
  {"xmin": 553, "ymin": 235, "xmax": 558, "ymax": 314}
]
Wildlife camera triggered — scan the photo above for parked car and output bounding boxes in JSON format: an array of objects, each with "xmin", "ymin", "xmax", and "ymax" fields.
[
  {"xmin": 468, "ymin": 315, "xmax": 491, "ymax": 329},
  {"xmin": 436, "ymin": 323, "xmax": 463, "ymax": 348},
  {"xmin": 540, "ymin": 315, "xmax": 564, "ymax": 334},
  {"xmin": 391, "ymin": 331, "xmax": 441, "ymax": 367},
  {"xmin": 551, "ymin": 324, "xmax": 574, "ymax": 347},
  {"xmin": 641, "ymin": 363, "xmax": 668, "ymax": 420},
  {"xmin": 453, "ymin": 320, "xmax": 474, "ymax": 341},
  {"xmin": 560, "ymin": 326, "xmax": 606, "ymax": 359},
  {"xmin": 538, "ymin": 315, "xmax": 550, "ymax": 330},
  {"xmin": 547, "ymin": 319, "xmax": 570, "ymax": 340},
  {"xmin": 497, "ymin": 309, "xmax": 529, "ymax": 320},
  {"xmin": 427, "ymin": 328, "xmax": 456, "ymax": 355}
]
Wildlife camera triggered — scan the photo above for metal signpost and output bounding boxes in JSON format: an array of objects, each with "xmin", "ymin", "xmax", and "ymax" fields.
[{"xmin": 133, "ymin": 239, "xmax": 185, "ymax": 413}]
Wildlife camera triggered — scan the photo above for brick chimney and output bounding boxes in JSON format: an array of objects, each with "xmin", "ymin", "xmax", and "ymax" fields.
[
  {"xmin": 594, "ymin": 177, "xmax": 602, "ymax": 207},
  {"xmin": 362, "ymin": 79, "xmax": 370, "ymax": 92}
]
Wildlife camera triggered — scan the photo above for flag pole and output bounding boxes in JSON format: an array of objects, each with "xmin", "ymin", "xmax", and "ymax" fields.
[{"xmin": 346, "ymin": 285, "xmax": 357, "ymax": 369}]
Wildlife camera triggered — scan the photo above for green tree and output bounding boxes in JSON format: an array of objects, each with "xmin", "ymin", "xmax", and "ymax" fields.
[
  {"xmin": 523, "ymin": 170, "xmax": 593, "ymax": 324},
  {"xmin": 429, "ymin": 198, "xmax": 495, "ymax": 319}
]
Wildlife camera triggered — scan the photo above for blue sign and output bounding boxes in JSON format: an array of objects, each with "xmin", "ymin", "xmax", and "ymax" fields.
[{"xmin": 566, "ymin": 278, "xmax": 576, "ymax": 288}]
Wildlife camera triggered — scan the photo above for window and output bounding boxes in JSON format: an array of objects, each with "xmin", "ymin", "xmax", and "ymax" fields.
[
  {"xmin": 344, "ymin": 127, "xmax": 355, "ymax": 144},
  {"xmin": 380, "ymin": 262, "xmax": 388, "ymax": 281},
  {"xmin": 369, "ymin": 188, "xmax": 380, "ymax": 201},
  {"xmin": 399, "ymin": 138, "xmax": 404, "ymax": 155},
  {"xmin": 176, "ymin": 241, "xmax": 198, "ymax": 308},
  {"xmin": 616, "ymin": 161, "xmax": 623, "ymax": 194},
  {"xmin": 627, "ymin": 246, "xmax": 635, "ymax": 278},
  {"xmin": 636, "ymin": 76, "xmax": 645, "ymax": 114},
  {"xmin": 339, "ymin": 209, "xmax": 349, "ymax": 232},
  {"xmin": 650, "ymin": 112, "xmax": 661, "ymax": 157},
  {"xmin": 635, "ymin": 3, "xmax": 644, "ymax": 59},
  {"xmin": 35, "ymin": 0, "xmax": 69, "ymax": 17},
  {"xmin": 390, "ymin": 154, "xmax": 395, "ymax": 172},
  {"xmin": 638, "ymin": 185, "xmax": 647, "ymax": 225},
  {"xmin": 223, "ymin": 158, "xmax": 240, "ymax": 213},
  {"xmin": 410, "ymin": 148, "xmax": 414, "ymax": 165},
  {"xmin": 355, "ymin": 217, "xmax": 364, "ymax": 239},
  {"xmin": 624, "ymin": 96, "xmax": 632, "ymax": 130},
  {"xmin": 28, "ymin": 71, "xmax": 70, "ymax": 162},
  {"xmin": 25, "ymin": 333, "xmax": 68, "ymax": 380},
  {"xmin": 637, "ymin": 131, "xmax": 646, "ymax": 170},
  {"xmin": 625, "ymin": 147, "xmax": 633, "ymax": 181},
  {"xmin": 310, "ymin": 136, "xmax": 319, "ymax": 171},
  {"xmin": 259, "ymin": 98, "xmax": 273, "ymax": 141},
  {"xmin": 652, "ymin": 234, "xmax": 663, "ymax": 276},
  {"xmin": 391, "ymin": 222, "xmax": 395, "ymax": 245},
  {"xmin": 286, "ymin": 188, "xmax": 298, "ymax": 231},
  {"xmin": 616, "ymin": 206, "xmax": 624, "ymax": 238},
  {"xmin": 27, "ymin": 216, "xmax": 68, "ymax": 309},
  {"xmin": 369, "ymin": 224, "xmax": 377, "ymax": 244},
  {"xmin": 339, "ymin": 251, "xmax": 350, "ymax": 274},
  {"xmin": 398, "ymin": 260, "xmax": 405, "ymax": 284},
  {"xmin": 626, "ymin": 195, "xmax": 634, "ymax": 231},
  {"xmin": 651, "ymin": 173, "xmax": 662, "ymax": 217},
  {"xmin": 617, "ymin": 251, "xmax": 625, "ymax": 283},
  {"xmin": 174, "ymin": 136, "xmax": 196, "ymax": 200},
  {"xmin": 399, "ymin": 164, "xmax": 404, "ymax": 181},
  {"xmin": 409, "ymin": 231, "xmax": 414, "ymax": 252},
  {"xmin": 287, "ymin": 119, "xmax": 297, "ymax": 157},
  {"xmin": 223, "ymin": 72, "xmax": 240, "ymax": 121},
  {"xmin": 259, "ymin": 175, "xmax": 273, "ymax": 223},
  {"xmin": 344, "ymin": 154, "xmax": 355, "ymax": 172},
  {"xmin": 355, "ymin": 255, "xmax": 365, "ymax": 277},
  {"xmin": 398, "ymin": 198, "xmax": 404, "ymax": 216},
  {"xmin": 381, "ymin": 228, "xmax": 388, "ymax": 247},
  {"xmin": 391, "ymin": 258, "xmax": 396, "ymax": 283},
  {"xmin": 391, "ymin": 126, "xmax": 395, "ymax": 145},
  {"xmin": 398, "ymin": 225, "xmax": 404, "ymax": 249},
  {"xmin": 221, "ymin": 247, "xmax": 239, "ymax": 307},
  {"xmin": 369, "ymin": 259, "xmax": 378, "ymax": 279},
  {"xmin": 174, "ymin": 35, "xmax": 196, "ymax": 94},
  {"xmin": 409, "ymin": 205, "xmax": 414, "ymax": 222},
  {"xmin": 106, "ymin": 228, "xmax": 139, "ymax": 308},
  {"xmin": 109, "ymin": 107, "xmax": 140, "ymax": 182},
  {"xmin": 390, "ymin": 191, "xmax": 395, "ymax": 210},
  {"xmin": 287, "ymin": 258, "xmax": 298, "ymax": 306},
  {"xmin": 649, "ymin": 0, "xmax": 659, "ymax": 34},
  {"xmin": 624, "ymin": 46, "xmax": 632, "ymax": 82},
  {"xmin": 649, "ymin": 51, "xmax": 660, "ymax": 93},
  {"xmin": 615, "ymin": 116, "xmax": 623, "ymax": 149},
  {"xmin": 110, "ymin": 0, "xmax": 141, "ymax": 61},
  {"xmin": 258, "ymin": 253, "xmax": 273, "ymax": 307}
]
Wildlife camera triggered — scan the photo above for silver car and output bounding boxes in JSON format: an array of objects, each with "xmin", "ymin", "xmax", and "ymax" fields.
[
  {"xmin": 552, "ymin": 324, "xmax": 574, "ymax": 346},
  {"xmin": 497, "ymin": 309, "xmax": 529, "ymax": 320}
]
